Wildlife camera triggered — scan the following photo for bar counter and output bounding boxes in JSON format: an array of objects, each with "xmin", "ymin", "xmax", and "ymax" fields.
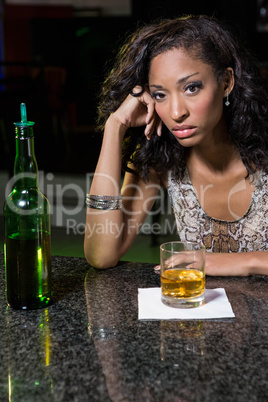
[{"xmin": 0, "ymin": 251, "xmax": 268, "ymax": 401}]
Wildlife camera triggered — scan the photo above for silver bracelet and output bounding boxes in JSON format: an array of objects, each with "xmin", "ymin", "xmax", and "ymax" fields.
[{"xmin": 85, "ymin": 194, "xmax": 123, "ymax": 210}]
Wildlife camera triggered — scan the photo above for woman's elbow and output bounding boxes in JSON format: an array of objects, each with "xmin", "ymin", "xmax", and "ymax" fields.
[{"xmin": 84, "ymin": 247, "xmax": 119, "ymax": 269}]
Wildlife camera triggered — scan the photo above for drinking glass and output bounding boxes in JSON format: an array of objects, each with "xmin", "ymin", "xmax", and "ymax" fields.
[{"xmin": 160, "ymin": 241, "xmax": 206, "ymax": 308}]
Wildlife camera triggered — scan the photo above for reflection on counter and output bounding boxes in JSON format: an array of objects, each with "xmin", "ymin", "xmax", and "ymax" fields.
[
  {"xmin": 160, "ymin": 320, "xmax": 205, "ymax": 364},
  {"xmin": 5, "ymin": 307, "xmax": 53, "ymax": 401},
  {"xmin": 0, "ymin": 254, "xmax": 268, "ymax": 401}
]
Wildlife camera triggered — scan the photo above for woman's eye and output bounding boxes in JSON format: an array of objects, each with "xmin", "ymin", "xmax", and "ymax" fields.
[
  {"xmin": 184, "ymin": 82, "xmax": 202, "ymax": 95},
  {"xmin": 151, "ymin": 92, "xmax": 165, "ymax": 101}
]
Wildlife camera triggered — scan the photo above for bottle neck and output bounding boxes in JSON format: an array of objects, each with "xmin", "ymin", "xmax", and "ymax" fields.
[{"xmin": 14, "ymin": 126, "xmax": 38, "ymax": 189}]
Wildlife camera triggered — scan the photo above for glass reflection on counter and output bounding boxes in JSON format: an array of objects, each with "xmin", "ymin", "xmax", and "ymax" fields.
[
  {"xmin": 85, "ymin": 267, "xmax": 207, "ymax": 401},
  {"xmin": 160, "ymin": 320, "xmax": 205, "ymax": 364}
]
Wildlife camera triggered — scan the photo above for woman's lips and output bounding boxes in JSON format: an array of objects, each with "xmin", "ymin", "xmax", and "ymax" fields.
[{"xmin": 172, "ymin": 125, "xmax": 197, "ymax": 139}]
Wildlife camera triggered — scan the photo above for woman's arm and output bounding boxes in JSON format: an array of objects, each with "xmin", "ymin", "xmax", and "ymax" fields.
[
  {"xmin": 205, "ymin": 251, "xmax": 268, "ymax": 276},
  {"xmin": 84, "ymin": 90, "xmax": 161, "ymax": 269}
]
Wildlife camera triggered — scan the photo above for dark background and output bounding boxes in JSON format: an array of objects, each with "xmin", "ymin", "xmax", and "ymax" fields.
[{"xmin": 0, "ymin": 0, "xmax": 267, "ymax": 175}]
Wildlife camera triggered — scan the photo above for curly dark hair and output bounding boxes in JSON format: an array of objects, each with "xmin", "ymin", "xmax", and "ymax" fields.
[{"xmin": 97, "ymin": 15, "xmax": 268, "ymax": 180}]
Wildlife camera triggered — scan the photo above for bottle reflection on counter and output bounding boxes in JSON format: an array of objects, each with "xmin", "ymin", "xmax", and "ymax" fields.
[{"xmin": 6, "ymin": 308, "xmax": 53, "ymax": 400}]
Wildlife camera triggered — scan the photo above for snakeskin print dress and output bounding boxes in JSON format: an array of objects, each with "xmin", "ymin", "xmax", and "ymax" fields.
[{"xmin": 167, "ymin": 169, "xmax": 268, "ymax": 252}]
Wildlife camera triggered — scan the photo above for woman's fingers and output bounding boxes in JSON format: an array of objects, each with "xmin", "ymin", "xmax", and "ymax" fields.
[
  {"xmin": 145, "ymin": 96, "xmax": 155, "ymax": 124},
  {"xmin": 145, "ymin": 114, "xmax": 162, "ymax": 140},
  {"xmin": 155, "ymin": 255, "xmax": 198, "ymax": 274},
  {"xmin": 130, "ymin": 85, "xmax": 144, "ymax": 97},
  {"xmin": 129, "ymin": 86, "xmax": 162, "ymax": 140},
  {"xmin": 154, "ymin": 265, "xmax": 161, "ymax": 274},
  {"xmin": 156, "ymin": 119, "xmax": 162, "ymax": 137},
  {"xmin": 165, "ymin": 254, "xmax": 197, "ymax": 269},
  {"xmin": 142, "ymin": 93, "xmax": 161, "ymax": 140}
]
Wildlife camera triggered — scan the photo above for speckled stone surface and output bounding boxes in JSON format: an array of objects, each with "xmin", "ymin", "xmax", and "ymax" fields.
[{"xmin": 0, "ymin": 251, "xmax": 268, "ymax": 402}]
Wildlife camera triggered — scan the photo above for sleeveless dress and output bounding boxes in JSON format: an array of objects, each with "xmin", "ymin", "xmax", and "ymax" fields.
[{"xmin": 167, "ymin": 168, "xmax": 268, "ymax": 252}]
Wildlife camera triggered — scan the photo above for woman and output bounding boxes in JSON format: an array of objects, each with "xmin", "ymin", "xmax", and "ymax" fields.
[{"xmin": 84, "ymin": 15, "xmax": 268, "ymax": 275}]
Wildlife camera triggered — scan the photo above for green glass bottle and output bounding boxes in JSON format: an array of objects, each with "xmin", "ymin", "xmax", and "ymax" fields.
[{"xmin": 4, "ymin": 103, "xmax": 52, "ymax": 309}]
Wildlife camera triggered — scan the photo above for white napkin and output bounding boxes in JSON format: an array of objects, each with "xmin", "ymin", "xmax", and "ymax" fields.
[{"xmin": 138, "ymin": 288, "xmax": 235, "ymax": 320}]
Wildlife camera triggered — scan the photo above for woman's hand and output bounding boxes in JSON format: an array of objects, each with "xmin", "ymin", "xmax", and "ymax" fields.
[
  {"xmin": 110, "ymin": 86, "xmax": 162, "ymax": 140},
  {"xmin": 155, "ymin": 251, "xmax": 268, "ymax": 276},
  {"xmin": 205, "ymin": 252, "xmax": 249, "ymax": 276},
  {"xmin": 205, "ymin": 251, "xmax": 268, "ymax": 276},
  {"xmin": 154, "ymin": 253, "xmax": 249, "ymax": 276}
]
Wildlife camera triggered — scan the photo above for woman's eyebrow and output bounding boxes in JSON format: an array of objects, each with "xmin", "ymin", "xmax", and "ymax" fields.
[
  {"xmin": 149, "ymin": 72, "xmax": 200, "ymax": 89},
  {"xmin": 149, "ymin": 84, "xmax": 163, "ymax": 89},
  {"xmin": 177, "ymin": 72, "xmax": 199, "ymax": 84}
]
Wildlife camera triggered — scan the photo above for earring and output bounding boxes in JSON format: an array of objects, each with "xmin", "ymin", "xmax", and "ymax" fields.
[{"xmin": 225, "ymin": 91, "xmax": 230, "ymax": 106}]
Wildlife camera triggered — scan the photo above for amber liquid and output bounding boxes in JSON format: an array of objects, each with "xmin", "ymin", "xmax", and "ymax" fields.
[
  {"xmin": 161, "ymin": 268, "xmax": 205, "ymax": 299},
  {"xmin": 5, "ymin": 233, "xmax": 51, "ymax": 309}
]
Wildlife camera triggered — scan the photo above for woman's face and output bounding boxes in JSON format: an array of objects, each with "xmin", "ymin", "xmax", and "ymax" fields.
[{"xmin": 148, "ymin": 48, "xmax": 228, "ymax": 147}]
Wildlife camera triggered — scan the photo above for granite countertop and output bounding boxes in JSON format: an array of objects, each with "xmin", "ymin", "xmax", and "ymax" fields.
[{"xmin": 0, "ymin": 251, "xmax": 268, "ymax": 402}]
